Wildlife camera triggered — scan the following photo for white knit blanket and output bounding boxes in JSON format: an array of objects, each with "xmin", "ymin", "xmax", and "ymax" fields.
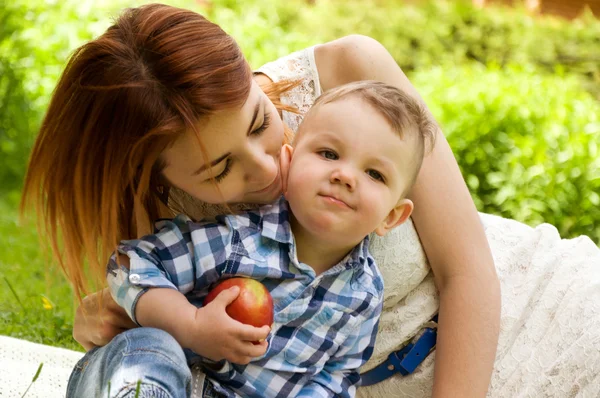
[
  {"xmin": 2, "ymin": 213, "xmax": 600, "ymax": 398},
  {"xmin": 0, "ymin": 335, "xmax": 83, "ymax": 397},
  {"xmin": 357, "ymin": 213, "xmax": 600, "ymax": 398}
]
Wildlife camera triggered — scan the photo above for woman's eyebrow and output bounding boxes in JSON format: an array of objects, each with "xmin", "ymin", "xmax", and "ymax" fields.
[
  {"xmin": 246, "ymin": 99, "xmax": 261, "ymax": 135},
  {"xmin": 191, "ymin": 98, "xmax": 261, "ymax": 177},
  {"xmin": 191, "ymin": 152, "xmax": 231, "ymax": 176}
]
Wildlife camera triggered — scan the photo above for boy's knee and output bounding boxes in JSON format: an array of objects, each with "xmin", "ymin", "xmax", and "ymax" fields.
[
  {"xmin": 111, "ymin": 328, "xmax": 191, "ymax": 397},
  {"xmin": 122, "ymin": 327, "xmax": 186, "ymax": 360},
  {"xmin": 68, "ymin": 328, "xmax": 191, "ymax": 398}
]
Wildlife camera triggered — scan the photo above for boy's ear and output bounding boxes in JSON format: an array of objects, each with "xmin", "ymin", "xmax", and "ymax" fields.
[
  {"xmin": 280, "ymin": 144, "xmax": 294, "ymax": 196},
  {"xmin": 374, "ymin": 199, "xmax": 413, "ymax": 237}
]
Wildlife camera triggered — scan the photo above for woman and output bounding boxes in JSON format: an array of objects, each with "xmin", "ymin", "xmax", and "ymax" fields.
[{"xmin": 22, "ymin": 3, "xmax": 600, "ymax": 398}]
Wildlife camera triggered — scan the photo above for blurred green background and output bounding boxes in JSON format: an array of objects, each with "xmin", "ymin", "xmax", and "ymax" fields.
[{"xmin": 1, "ymin": 0, "xmax": 599, "ymax": 350}]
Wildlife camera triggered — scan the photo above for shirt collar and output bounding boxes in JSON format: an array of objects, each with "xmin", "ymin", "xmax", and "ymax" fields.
[
  {"xmin": 355, "ymin": 234, "xmax": 370, "ymax": 264},
  {"xmin": 259, "ymin": 196, "xmax": 370, "ymax": 270},
  {"xmin": 338, "ymin": 234, "xmax": 370, "ymax": 270},
  {"xmin": 259, "ymin": 195, "xmax": 294, "ymax": 245}
]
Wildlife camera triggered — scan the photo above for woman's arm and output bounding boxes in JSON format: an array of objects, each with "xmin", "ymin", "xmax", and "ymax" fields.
[{"xmin": 315, "ymin": 35, "xmax": 501, "ymax": 397}]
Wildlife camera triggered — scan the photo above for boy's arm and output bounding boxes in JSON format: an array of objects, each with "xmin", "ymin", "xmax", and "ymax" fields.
[
  {"xmin": 296, "ymin": 299, "xmax": 383, "ymax": 398},
  {"xmin": 105, "ymin": 217, "xmax": 204, "ymax": 341},
  {"xmin": 106, "ymin": 246, "xmax": 199, "ymax": 347},
  {"xmin": 106, "ymin": 217, "xmax": 270, "ymax": 363},
  {"xmin": 135, "ymin": 287, "xmax": 197, "ymax": 344},
  {"xmin": 106, "ymin": 216, "xmax": 223, "ymax": 324},
  {"xmin": 134, "ymin": 284, "xmax": 268, "ymax": 363}
]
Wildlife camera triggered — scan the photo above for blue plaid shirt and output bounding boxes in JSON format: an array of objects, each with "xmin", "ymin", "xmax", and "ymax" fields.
[{"xmin": 107, "ymin": 196, "xmax": 383, "ymax": 398}]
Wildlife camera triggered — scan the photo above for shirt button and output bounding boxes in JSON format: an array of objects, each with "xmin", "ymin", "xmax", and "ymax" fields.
[{"xmin": 129, "ymin": 274, "xmax": 141, "ymax": 283}]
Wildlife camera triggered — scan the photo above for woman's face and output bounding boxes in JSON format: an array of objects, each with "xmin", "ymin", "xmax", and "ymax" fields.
[{"xmin": 161, "ymin": 80, "xmax": 284, "ymax": 205}]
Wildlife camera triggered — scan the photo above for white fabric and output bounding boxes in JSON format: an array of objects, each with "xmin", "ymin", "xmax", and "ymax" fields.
[
  {"xmin": 359, "ymin": 214, "xmax": 600, "ymax": 398},
  {"xmin": 3, "ymin": 46, "xmax": 600, "ymax": 398},
  {"xmin": 0, "ymin": 335, "xmax": 83, "ymax": 397}
]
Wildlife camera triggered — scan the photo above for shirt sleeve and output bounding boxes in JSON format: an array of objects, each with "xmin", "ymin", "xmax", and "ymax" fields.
[
  {"xmin": 106, "ymin": 215, "xmax": 232, "ymax": 324},
  {"xmin": 296, "ymin": 298, "xmax": 383, "ymax": 398}
]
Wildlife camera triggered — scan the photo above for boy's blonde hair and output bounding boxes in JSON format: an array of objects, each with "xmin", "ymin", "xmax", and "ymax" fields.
[{"xmin": 296, "ymin": 80, "xmax": 438, "ymax": 195}]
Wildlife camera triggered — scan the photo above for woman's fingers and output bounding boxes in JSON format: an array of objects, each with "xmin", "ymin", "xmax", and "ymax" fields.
[
  {"xmin": 72, "ymin": 324, "xmax": 95, "ymax": 352},
  {"xmin": 73, "ymin": 288, "xmax": 136, "ymax": 350},
  {"xmin": 104, "ymin": 293, "xmax": 137, "ymax": 329},
  {"xmin": 73, "ymin": 293, "xmax": 101, "ymax": 350}
]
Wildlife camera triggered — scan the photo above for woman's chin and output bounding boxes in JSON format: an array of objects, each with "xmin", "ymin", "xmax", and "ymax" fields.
[{"xmin": 245, "ymin": 188, "xmax": 283, "ymax": 204}]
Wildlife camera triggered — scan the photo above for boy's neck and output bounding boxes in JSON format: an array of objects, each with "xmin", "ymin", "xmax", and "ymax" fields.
[{"xmin": 289, "ymin": 213, "xmax": 361, "ymax": 276}]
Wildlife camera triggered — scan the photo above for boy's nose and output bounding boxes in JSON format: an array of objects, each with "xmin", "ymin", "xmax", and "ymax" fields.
[{"xmin": 330, "ymin": 167, "xmax": 356, "ymax": 190}]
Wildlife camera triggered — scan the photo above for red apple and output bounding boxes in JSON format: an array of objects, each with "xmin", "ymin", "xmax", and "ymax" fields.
[{"xmin": 204, "ymin": 277, "xmax": 274, "ymax": 329}]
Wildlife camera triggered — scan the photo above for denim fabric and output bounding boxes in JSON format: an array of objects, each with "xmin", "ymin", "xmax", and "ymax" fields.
[{"xmin": 66, "ymin": 327, "xmax": 192, "ymax": 398}]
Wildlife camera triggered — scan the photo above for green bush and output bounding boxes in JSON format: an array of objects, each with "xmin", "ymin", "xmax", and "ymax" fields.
[
  {"xmin": 206, "ymin": 0, "xmax": 600, "ymax": 98},
  {"xmin": 413, "ymin": 63, "xmax": 600, "ymax": 241},
  {"xmin": 0, "ymin": 4, "xmax": 36, "ymax": 193},
  {"xmin": 0, "ymin": 1, "xmax": 119, "ymax": 193},
  {"xmin": 205, "ymin": 0, "xmax": 600, "ymax": 241},
  {"xmin": 2, "ymin": 0, "xmax": 600, "ymax": 241}
]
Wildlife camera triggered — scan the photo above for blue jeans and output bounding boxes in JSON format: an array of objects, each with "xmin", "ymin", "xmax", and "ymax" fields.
[{"xmin": 66, "ymin": 327, "xmax": 193, "ymax": 398}]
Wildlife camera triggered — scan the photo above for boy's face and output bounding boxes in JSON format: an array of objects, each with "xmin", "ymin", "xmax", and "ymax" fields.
[{"xmin": 282, "ymin": 96, "xmax": 416, "ymax": 246}]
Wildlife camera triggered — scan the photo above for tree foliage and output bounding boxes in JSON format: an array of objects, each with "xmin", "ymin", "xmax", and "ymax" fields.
[{"xmin": 1, "ymin": 0, "xmax": 599, "ymax": 241}]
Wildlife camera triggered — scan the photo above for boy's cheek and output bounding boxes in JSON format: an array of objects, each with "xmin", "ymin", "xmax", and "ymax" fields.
[{"xmin": 279, "ymin": 145, "xmax": 294, "ymax": 193}]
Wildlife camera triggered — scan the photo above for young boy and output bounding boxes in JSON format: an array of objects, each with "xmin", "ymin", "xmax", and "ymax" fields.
[{"xmin": 108, "ymin": 81, "xmax": 436, "ymax": 398}]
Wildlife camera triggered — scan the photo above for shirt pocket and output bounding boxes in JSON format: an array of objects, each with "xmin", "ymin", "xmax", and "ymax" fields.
[
  {"xmin": 283, "ymin": 306, "xmax": 352, "ymax": 371},
  {"xmin": 223, "ymin": 239, "xmax": 277, "ymax": 278}
]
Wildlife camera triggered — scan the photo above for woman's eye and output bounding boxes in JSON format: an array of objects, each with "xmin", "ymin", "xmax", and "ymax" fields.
[
  {"xmin": 251, "ymin": 112, "xmax": 271, "ymax": 136},
  {"xmin": 214, "ymin": 158, "xmax": 232, "ymax": 183},
  {"xmin": 367, "ymin": 169, "xmax": 385, "ymax": 182},
  {"xmin": 319, "ymin": 150, "xmax": 338, "ymax": 160}
]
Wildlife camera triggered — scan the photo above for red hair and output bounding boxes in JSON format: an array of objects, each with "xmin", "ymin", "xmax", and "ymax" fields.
[{"xmin": 21, "ymin": 4, "xmax": 297, "ymax": 298}]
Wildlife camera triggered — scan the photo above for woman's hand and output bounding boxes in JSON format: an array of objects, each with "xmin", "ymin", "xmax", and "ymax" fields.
[
  {"xmin": 179, "ymin": 286, "xmax": 270, "ymax": 365},
  {"xmin": 73, "ymin": 288, "xmax": 137, "ymax": 351}
]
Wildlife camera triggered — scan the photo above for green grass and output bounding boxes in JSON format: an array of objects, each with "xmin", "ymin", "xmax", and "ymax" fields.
[{"xmin": 0, "ymin": 191, "xmax": 82, "ymax": 352}]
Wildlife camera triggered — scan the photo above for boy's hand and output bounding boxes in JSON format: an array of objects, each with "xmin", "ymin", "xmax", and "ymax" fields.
[{"xmin": 181, "ymin": 286, "xmax": 270, "ymax": 364}]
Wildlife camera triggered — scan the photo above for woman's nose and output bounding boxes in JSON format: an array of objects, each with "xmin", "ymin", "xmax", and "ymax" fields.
[
  {"xmin": 330, "ymin": 166, "xmax": 356, "ymax": 190},
  {"xmin": 245, "ymin": 147, "xmax": 277, "ymax": 183}
]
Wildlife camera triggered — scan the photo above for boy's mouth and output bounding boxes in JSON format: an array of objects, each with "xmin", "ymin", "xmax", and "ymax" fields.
[{"xmin": 318, "ymin": 193, "xmax": 353, "ymax": 210}]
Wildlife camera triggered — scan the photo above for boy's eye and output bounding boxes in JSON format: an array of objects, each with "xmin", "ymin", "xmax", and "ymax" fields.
[
  {"xmin": 319, "ymin": 150, "xmax": 338, "ymax": 160},
  {"xmin": 367, "ymin": 169, "xmax": 385, "ymax": 182}
]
